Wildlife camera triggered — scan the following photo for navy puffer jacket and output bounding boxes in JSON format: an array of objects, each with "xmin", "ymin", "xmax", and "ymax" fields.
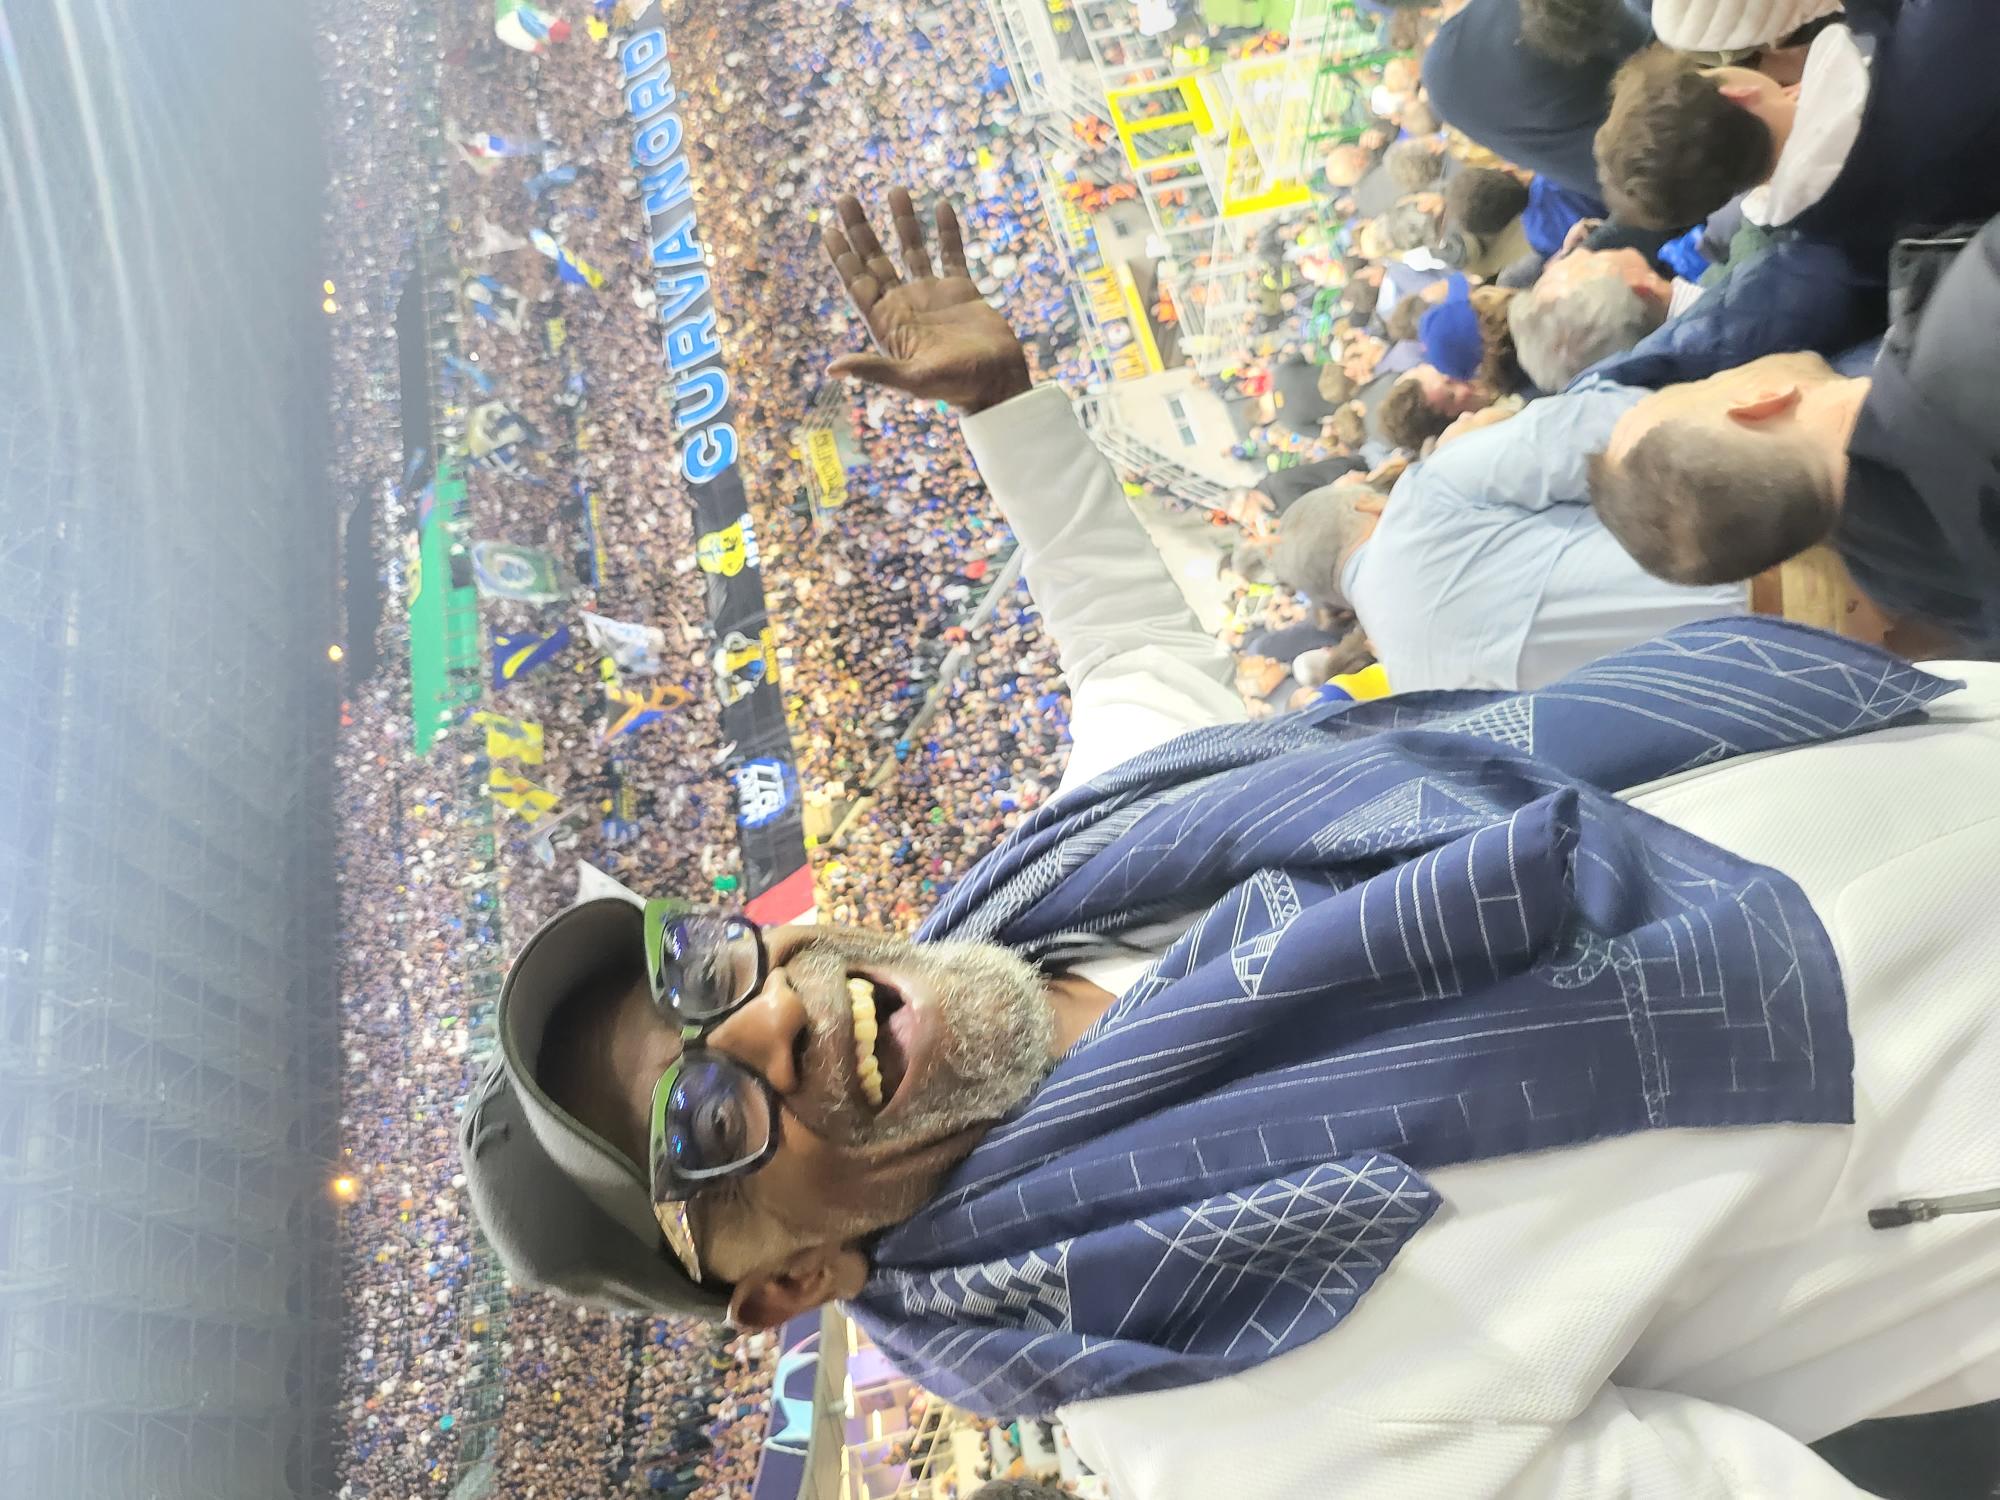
[{"xmin": 1569, "ymin": 234, "xmax": 1884, "ymax": 393}]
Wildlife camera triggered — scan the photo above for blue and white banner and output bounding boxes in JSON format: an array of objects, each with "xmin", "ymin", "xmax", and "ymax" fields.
[{"xmin": 617, "ymin": 4, "xmax": 811, "ymax": 924}]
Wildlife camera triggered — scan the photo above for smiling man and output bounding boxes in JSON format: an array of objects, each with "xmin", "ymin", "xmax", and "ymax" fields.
[{"xmin": 461, "ymin": 190, "xmax": 2000, "ymax": 1498}]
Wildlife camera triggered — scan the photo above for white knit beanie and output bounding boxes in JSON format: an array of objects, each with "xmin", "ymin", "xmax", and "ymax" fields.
[{"xmin": 1652, "ymin": 0, "xmax": 1844, "ymax": 54}]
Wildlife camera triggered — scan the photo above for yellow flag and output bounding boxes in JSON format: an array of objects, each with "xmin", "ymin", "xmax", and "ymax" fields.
[
  {"xmin": 489, "ymin": 767, "xmax": 559, "ymax": 820},
  {"xmin": 473, "ymin": 711, "xmax": 545, "ymax": 765}
]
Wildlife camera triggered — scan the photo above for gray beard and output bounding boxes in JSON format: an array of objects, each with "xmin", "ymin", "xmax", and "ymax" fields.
[{"xmin": 791, "ymin": 930, "xmax": 1057, "ymax": 1151}]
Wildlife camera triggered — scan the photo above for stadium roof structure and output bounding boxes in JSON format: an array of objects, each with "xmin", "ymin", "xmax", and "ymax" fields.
[{"xmin": 0, "ymin": 3, "xmax": 344, "ymax": 1496}]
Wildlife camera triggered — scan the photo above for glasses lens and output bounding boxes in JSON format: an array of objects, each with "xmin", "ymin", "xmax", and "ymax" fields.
[
  {"xmin": 662, "ymin": 1054, "xmax": 773, "ymax": 1186},
  {"xmin": 652, "ymin": 912, "xmax": 760, "ymax": 1023}
]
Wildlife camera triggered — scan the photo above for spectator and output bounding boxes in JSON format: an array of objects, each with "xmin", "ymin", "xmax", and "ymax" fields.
[
  {"xmin": 1422, "ymin": 0, "xmax": 1650, "ymax": 207},
  {"xmin": 1508, "ymin": 246, "xmax": 1674, "ymax": 389},
  {"xmin": 467, "ymin": 195, "xmax": 2000, "ymax": 1500},
  {"xmin": 1596, "ymin": 10, "xmax": 2000, "ymax": 263},
  {"xmin": 1586, "ymin": 219, "xmax": 2000, "ymax": 650}
]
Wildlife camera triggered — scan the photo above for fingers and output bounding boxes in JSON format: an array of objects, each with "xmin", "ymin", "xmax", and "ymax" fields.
[
  {"xmin": 821, "ymin": 222, "xmax": 883, "ymax": 319},
  {"xmin": 836, "ymin": 194, "xmax": 901, "ymax": 289},
  {"xmin": 827, "ymin": 352, "xmax": 917, "ymax": 394},
  {"xmin": 890, "ymin": 188, "xmax": 932, "ymax": 281},
  {"xmin": 935, "ymin": 200, "xmax": 970, "ymax": 280}
]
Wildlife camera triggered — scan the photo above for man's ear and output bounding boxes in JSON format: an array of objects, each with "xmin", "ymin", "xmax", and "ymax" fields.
[
  {"xmin": 1351, "ymin": 492, "xmax": 1387, "ymax": 518},
  {"xmin": 727, "ymin": 1243, "xmax": 870, "ymax": 1332},
  {"xmin": 1717, "ymin": 81, "xmax": 1767, "ymax": 109},
  {"xmin": 1726, "ymin": 386, "xmax": 1803, "ymax": 425}
]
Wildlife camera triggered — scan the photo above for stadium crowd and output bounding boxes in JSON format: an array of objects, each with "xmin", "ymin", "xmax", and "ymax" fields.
[
  {"xmin": 323, "ymin": 0, "xmax": 1109, "ymax": 1493},
  {"xmin": 325, "ymin": 0, "xmax": 2000, "ymax": 1492}
]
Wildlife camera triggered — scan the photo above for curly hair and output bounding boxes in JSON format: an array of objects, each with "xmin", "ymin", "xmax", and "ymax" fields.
[
  {"xmin": 1595, "ymin": 46, "xmax": 1778, "ymax": 229},
  {"xmin": 1470, "ymin": 284, "xmax": 1529, "ymax": 395},
  {"xmin": 1383, "ymin": 294, "xmax": 1426, "ymax": 346},
  {"xmin": 1378, "ymin": 375, "xmax": 1459, "ymax": 452}
]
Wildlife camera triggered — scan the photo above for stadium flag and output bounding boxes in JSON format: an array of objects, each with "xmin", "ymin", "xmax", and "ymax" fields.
[
  {"xmin": 490, "ymin": 624, "xmax": 572, "ymax": 687},
  {"xmin": 444, "ymin": 354, "xmax": 497, "ymax": 396},
  {"xmin": 489, "ymin": 766, "xmax": 560, "ymax": 820},
  {"xmin": 602, "ymin": 681, "xmax": 692, "ymax": 740},
  {"xmin": 495, "ymin": 0, "xmax": 571, "ymax": 52},
  {"xmin": 526, "ymin": 805, "xmax": 594, "ymax": 867},
  {"xmin": 464, "ymin": 400, "xmax": 542, "ymax": 478},
  {"xmin": 525, "ymin": 165, "xmax": 580, "ymax": 201},
  {"xmin": 529, "ymin": 227, "xmax": 605, "ymax": 290},
  {"xmin": 580, "ymin": 611, "xmax": 668, "ymax": 676},
  {"xmin": 471, "ymin": 131, "xmax": 550, "ymax": 157},
  {"xmin": 463, "ymin": 274, "xmax": 527, "ymax": 335},
  {"xmin": 469, "ymin": 218, "xmax": 530, "ymax": 258},
  {"xmin": 470, "ymin": 541, "xmax": 566, "ymax": 603},
  {"xmin": 472, "ymin": 711, "xmax": 546, "ymax": 765}
]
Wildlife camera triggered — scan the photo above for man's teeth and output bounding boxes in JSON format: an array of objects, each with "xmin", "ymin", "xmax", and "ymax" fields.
[{"xmin": 848, "ymin": 977, "xmax": 884, "ymax": 1106}]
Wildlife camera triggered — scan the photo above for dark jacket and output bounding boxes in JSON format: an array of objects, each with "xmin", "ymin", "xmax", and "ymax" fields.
[
  {"xmin": 1790, "ymin": 1, "xmax": 2000, "ymax": 271},
  {"xmin": 1835, "ymin": 218, "xmax": 2000, "ymax": 650},
  {"xmin": 1575, "ymin": 234, "xmax": 1882, "ymax": 392},
  {"xmin": 1421, "ymin": 0, "xmax": 1649, "ymax": 208},
  {"xmin": 1256, "ymin": 454, "xmax": 1368, "ymax": 515}
]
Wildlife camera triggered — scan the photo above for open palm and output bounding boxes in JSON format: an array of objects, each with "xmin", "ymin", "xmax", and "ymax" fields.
[{"xmin": 822, "ymin": 190, "xmax": 1031, "ymax": 415}]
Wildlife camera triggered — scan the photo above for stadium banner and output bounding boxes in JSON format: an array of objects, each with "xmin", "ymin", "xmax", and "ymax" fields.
[
  {"xmin": 803, "ymin": 427, "xmax": 848, "ymax": 509},
  {"xmin": 406, "ymin": 463, "xmax": 483, "ymax": 755},
  {"xmin": 618, "ymin": 6, "xmax": 813, "ymax": 925}
]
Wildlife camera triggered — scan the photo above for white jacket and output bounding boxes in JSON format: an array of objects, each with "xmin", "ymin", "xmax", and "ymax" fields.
[{"xmin": 962, "ymin": 387, "xmax": 2000, "ymax": 1498}]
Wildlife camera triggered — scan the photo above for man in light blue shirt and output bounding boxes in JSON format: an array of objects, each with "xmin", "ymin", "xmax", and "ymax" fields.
[{"xmin": 1298, "ymin": 382, "xmax": 1751, "ymax": 691}]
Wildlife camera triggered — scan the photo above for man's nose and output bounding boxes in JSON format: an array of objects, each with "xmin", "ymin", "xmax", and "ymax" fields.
[{"xmin": 703, "ymin": 968, "xmax": 811, "ymax": 1096}]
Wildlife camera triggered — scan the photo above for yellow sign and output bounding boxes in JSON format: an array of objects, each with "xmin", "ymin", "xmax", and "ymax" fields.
[{"xmin": 804, "ymin": 428, "xmax": 848, "ymax": 509}]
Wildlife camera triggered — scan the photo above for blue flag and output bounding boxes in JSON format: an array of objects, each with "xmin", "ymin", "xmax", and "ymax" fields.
[{"xmin": 490, "ymin": 625, "xmax": 572, "ymax": 688}]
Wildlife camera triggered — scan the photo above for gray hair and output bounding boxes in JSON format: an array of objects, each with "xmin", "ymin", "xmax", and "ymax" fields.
[
  {"xmin": 1272, "ymin": 485, "xmax": 1378, "ymax": 608},
  {"xmin": 1508, "ymin": 273, "xmax": 1667, "ymax": 392},
  {"xmin": 1384, "ymin": 138, "xmax": 1446, "ymax": 193},
  {"xmin": 1381, "ymin": 199, "xmax": 1443, "ymax": 254}
]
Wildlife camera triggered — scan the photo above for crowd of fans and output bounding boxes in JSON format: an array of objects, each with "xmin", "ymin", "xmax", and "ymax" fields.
[
  {"xmin": 325, "ymin": 0, "xmax": 2000, "ymax": 1491},
  {"xmin": 1193, "ymin": 0, "xmax": 1997, "ymax": 708},
  {"xmin": 322, "ymin": 0, "xmax": 1109, "ymax": 1493}
]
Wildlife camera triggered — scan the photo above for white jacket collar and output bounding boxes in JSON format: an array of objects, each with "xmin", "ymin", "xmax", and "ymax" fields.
[{"xmin": 1743, "ymin": 24, "xmax": 1872, "ymax": 228}]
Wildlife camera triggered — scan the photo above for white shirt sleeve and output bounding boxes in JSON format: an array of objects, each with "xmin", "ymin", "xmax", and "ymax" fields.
[{"xmin": 959, "ymin": 387, "xmax": 1244, "ymax": 794}]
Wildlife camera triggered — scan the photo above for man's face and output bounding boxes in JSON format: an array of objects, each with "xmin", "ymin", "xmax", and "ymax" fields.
[
  {"xmin": 1537, "ymin": 246, "xmax": 1671, "ymax": 312},
  {"xmin": 1409, "ymin": 363, "xmax": 1484, "ymax": 417},
  {"xmin": 1325, "ymin": 145, "xmax": 1372, "ymax": 188},
  {"xmin": 544, "ymin": 923, "xmax": 1054, "ymax": 1285},
  {"xmin": 1704, "ymin": 64, "xmax": 1799, "ymax": 139},
  {"xmin": 1605, "ymin": 351, "xmax": 1837, "ymax": 465}
]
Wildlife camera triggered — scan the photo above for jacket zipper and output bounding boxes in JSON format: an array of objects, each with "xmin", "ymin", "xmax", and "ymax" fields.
[{"xmin": 1868, "ymin": 1188, "xmax": 2000, "ymax": 1229}]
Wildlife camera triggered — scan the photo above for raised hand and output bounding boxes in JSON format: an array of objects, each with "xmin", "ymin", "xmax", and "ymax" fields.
[{"xmin": 822, "ymin": 188, "xmax": 1032, "ymax": 415}]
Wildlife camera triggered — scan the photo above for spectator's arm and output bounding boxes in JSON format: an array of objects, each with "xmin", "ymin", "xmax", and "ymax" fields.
[{"xmin": 962, "ymin": 387, "xmax": 1243, "ymax": 791}]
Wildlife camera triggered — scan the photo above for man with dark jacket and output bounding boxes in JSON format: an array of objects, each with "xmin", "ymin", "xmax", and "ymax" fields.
[
  {"xmin": 1597, "ymin": 2, "xmax": 2000, "ymax": 271},
  {"xmin": 1569, "ymin": 233, "xmax": 1880, "ymax": 392},
  {"xmin": 1423, "ymin": 0, "xmax": 1651, "ymax": 208},
  {"xmin": 1586, "ymin": 219, "xmax": 2000, "ymax": 652}
]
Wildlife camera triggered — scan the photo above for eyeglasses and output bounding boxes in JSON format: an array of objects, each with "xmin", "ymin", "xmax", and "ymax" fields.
[{"xmin": 642, "ymin": 901, "xmax": 782, "ymax": 1285}]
